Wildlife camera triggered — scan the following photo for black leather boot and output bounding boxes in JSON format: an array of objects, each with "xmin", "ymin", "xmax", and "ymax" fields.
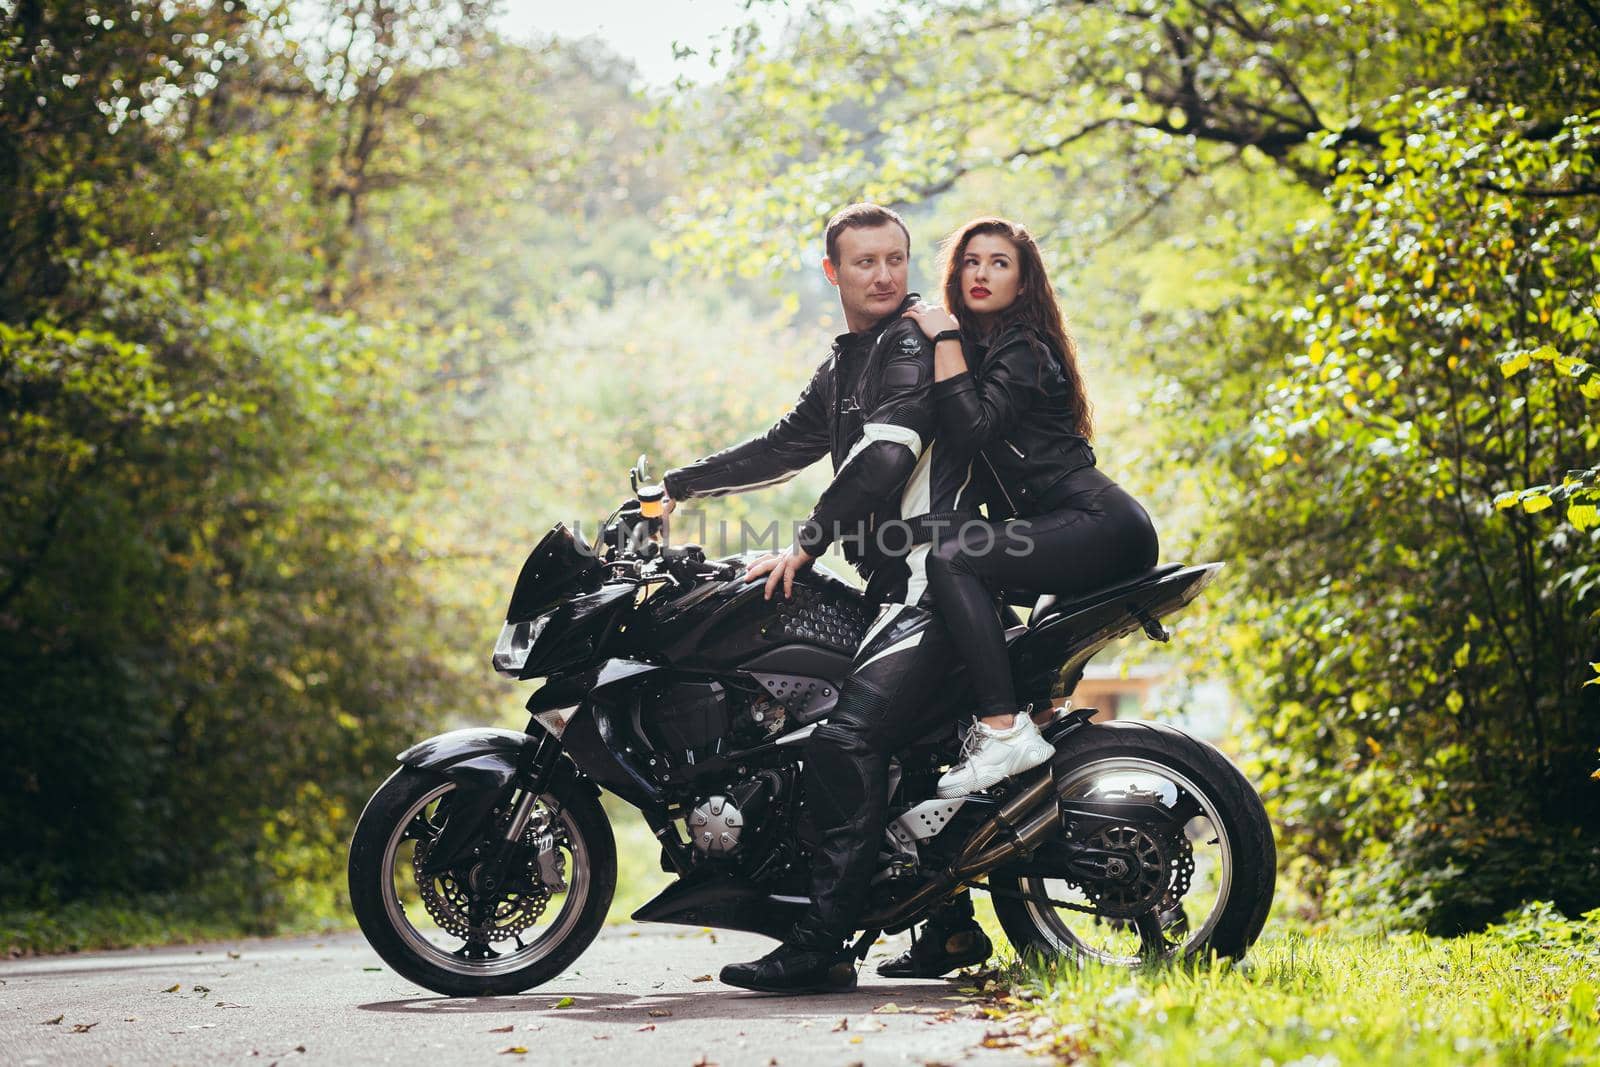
[
  {"xmin": 719, "ymin": 941, "xmax": 859, "ymax": 994},
  {"xmin": 877, "ymin": 903, "xmax": 992, "ymax": 978}
]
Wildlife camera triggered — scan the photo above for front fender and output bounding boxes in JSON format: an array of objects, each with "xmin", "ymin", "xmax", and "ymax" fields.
[
  {"xmin": 398, "ymin": 726, "xmax": 529, "ymax": 771},
  {"xmin": 396, "ymin": 727, "xmax": 596, "ymax": 874}
]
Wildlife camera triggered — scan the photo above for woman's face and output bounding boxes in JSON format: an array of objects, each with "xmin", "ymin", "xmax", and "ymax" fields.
[{"xmin": 958, "ymin": 233, "xmax": 1023, "ymax": 317}]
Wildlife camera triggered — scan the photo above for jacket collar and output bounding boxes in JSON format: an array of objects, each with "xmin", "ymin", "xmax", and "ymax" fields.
[
  {"xmin": 834, "ymin": 292, "xmax": 921, "ymax": 349},
  {"xmin": 970, "ymin": 317, "xmax": 1038, "ymax": 357}
]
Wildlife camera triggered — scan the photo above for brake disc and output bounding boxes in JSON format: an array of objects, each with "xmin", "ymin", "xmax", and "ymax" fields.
[{"xmin": 411, "ymin": 811, "xmax": 566, "ymax": 942}]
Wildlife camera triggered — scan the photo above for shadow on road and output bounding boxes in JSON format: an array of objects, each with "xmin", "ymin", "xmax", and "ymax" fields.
[{"xmin": 359, "ymin": 980, "xmax": 978, "ymax": 1020}]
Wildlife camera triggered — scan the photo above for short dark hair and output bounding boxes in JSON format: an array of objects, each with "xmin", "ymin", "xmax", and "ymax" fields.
[{"xmin": 824, "ymin": 203, "xmax": 911, "ymax": 265}]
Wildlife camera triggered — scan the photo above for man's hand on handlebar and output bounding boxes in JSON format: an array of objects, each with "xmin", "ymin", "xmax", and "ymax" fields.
[{"xmin": 744, "ymin": 545, "xmax": 816, "ymax": 600}]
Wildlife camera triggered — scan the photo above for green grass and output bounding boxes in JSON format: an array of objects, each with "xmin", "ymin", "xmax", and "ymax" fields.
[
  {"xmin": 992, "ymin": 903, "xmax": 1600, "ymax": 1065},
  {"xmin": 0, "ymin": 892, "xmax": 350, "ymax": 957}
]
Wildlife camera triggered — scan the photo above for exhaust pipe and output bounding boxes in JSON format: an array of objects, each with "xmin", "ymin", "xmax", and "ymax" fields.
[{"xmin": 863, "ymin": 764, "xmax": 1060, "ymax": 929}]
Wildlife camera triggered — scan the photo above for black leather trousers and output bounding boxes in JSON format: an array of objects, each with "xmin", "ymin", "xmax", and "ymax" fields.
[
  {"xmin": 925, "ymin": 467, "xmax": 1158, "ymax": 719},
  {"xmin": 792, "ymin": 601, "xmax": 955, "ymax": 949}
]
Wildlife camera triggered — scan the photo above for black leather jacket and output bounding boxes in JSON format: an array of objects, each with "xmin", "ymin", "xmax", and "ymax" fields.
[
  {"xmin": 931, "ymin": 322, "xmax": 1097, "ymax": 520},
  {"xmin": 665, "ymin": 295, "xmax": 974, "ymax": 579}
]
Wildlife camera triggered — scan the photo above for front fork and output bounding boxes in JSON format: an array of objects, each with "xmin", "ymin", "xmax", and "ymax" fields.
[{"xmin": 421, "ymin": 731, "xmax": 566, "ymax": 887}]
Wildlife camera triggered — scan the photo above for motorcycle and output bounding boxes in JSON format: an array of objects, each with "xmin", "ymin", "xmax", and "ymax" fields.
[{"xmin": 348, "ymin": 457, "xmax": 1276, "ymax": 996}]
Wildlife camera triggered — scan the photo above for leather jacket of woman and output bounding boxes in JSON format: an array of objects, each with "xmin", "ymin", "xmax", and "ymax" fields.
[{"xmin": 930, "ymin": 322, "xmax": 1096, "ymax": 520}]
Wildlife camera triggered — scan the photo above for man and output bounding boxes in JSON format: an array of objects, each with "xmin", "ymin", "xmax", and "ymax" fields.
[{"xmin": 662, "ymin": 203, "xmax": 984, "ymax": 993}]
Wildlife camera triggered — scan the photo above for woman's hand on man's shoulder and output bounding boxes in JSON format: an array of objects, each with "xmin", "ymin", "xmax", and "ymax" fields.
[{"xmin": 903, "ymin": 300, "xmax": 959, "ymax": 339}]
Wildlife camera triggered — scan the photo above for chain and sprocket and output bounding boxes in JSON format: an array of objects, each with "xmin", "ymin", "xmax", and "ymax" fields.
[{"xmin": 1078, "ymin": 821, "xmax": 1195, "ymax": 919}]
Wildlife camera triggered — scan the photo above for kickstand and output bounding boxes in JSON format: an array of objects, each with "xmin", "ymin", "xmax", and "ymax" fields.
[{"xmin": 849, "ymin": 928, "xmax": 880, "ymax": 962}]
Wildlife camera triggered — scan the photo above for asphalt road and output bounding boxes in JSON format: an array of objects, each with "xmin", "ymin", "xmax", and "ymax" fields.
[{"xmin": 1, "ymin": 925, "xmax": 1042, "ymax": 1066}]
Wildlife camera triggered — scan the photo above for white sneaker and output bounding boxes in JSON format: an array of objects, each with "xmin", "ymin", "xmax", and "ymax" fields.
[{"xmin": 936, "ymin": 715, "xmax": 1055, "ymax": 798}]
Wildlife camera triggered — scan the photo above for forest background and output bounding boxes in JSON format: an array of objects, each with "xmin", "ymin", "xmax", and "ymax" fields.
[{"xmin": 2, "ymin": 0, "xmax": 1598, "ymax": 959}]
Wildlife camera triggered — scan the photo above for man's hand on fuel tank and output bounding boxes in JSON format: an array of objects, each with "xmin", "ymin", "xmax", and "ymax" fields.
[{"xmin": 744, "ymin": 545, "xmax": 816, "ymax": 600}]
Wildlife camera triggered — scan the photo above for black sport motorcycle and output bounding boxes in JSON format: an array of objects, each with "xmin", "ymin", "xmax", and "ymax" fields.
[{"xmin": 349, "ymin": 458, "xmax": 1276, "ymax": 996}]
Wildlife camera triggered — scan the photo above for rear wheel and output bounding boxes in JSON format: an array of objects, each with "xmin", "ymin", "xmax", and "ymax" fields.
[
  {"xmin": 349, "ymin": 766, "xmax": 615, "ymax": 996},
  {"xmin": 991, "ymin": 720, "xmax": 1274, "ymax": 965}
]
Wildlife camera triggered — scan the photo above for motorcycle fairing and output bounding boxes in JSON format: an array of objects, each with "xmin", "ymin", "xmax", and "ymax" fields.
[
  {"xmin": 510, "ymin": 582, "xmax": 636, "ymax": 679},
  {"xmin": 504, "ymin": 524, "xmax": 603, "ymax": 622},
  {"xmin": 630, "ymin": 865, "xmax": 808, "ymax": 940}
]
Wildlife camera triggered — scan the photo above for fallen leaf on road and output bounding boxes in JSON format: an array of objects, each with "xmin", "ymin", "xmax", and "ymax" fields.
[
  {"xmin": 636, "ymin": 1024, "xmax": 656, "ymax": 1032},
  {"xmin": 70, "ymin": 1022, "xmax": 99, "ymax": 1033},
  {"xmin": 979, "ymin": 1029, "xmax": 1023, "ymax": 1049},
  {"xmin": 40, "ymin": 1014, "xmax": 63, "ymax": 1025},
  {"xmin": 193, "ymin": 985, "xmax": 211, "ymax": 994},
  {"xmin": 692, "ymin": 974, "xmax": 713, "ymax": 982},
  {"xmin": 592, "ymin": 1034, "xmax": 610, "ymax": 1040},
  {"xmin": 497, "ymin": 1046, "xmax": 528, "ymax": 1055},
  {"xmin": 522, "ymin": 1024, "xmax": 544, "ymax": 1032},
  {"xmin": 124, "ymin": 1017, "xmax": 137, "ymax": 1022},
  {"xmin": 216, "ymin": 1002, "xmax": 247, "ymax": 1009},
  {"xmin": 647, "ymin": 1009, "xmax": 672, "ymax": 1017},
  {"xmin": 848, "ymin": 1035, "xmax": 863, "ymax": 1044},
  {"xmin": 872, "ymin": 1003, "xmax": 903, "ymax": 1014},
  {"xmin": 858, "ymin": 1020, "xmax": 886, "ymax": 1032},
  {"xmin": 161, "ymin": 984, "xmax": 181, "ymax": 993},
  {"xmin": 552, "ymin": 996, "xmax": 575, "ymax": 1008},
  {"xmin": 227, "ymin": 951, "xmax": 242, "ymax": 960},
  {"xmin": 691, "ymin": 1056, "xmax": 718, "ymax": 1067},
  {"xmin": 831, "ymin": 1017, "xmax": 849, "ymax": 1032},
  {"xmin": 487, "ymin": 1025, "xmax": 514, "ymax": 1033}
]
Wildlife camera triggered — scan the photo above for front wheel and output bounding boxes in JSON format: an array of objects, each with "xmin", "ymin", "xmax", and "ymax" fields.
[
  {"xmin": 991, "ymin": 719, "xmax": 1275, "ymax": 966},
  {"xmin": 348, "ymin": 765, "xmax": 615, "ymax": 996}
]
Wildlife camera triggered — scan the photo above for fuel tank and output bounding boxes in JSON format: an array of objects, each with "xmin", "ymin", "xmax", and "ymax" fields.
[{"xmin": 638, "ymin": 559, "xmax": 874, "ymax": 672}]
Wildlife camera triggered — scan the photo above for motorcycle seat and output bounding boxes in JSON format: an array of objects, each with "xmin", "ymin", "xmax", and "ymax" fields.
[{"xmin": 1020, "ymin": 563, "xmax": 1185, "ymax": 629}]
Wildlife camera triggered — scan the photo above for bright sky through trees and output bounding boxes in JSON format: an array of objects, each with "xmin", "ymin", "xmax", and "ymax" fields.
[{"xmin": 496, "ymin": 0, "xmax": 780, "ymax": 85}]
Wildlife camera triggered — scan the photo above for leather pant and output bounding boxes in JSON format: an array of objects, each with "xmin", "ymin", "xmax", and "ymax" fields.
[
  {"xmin": 925, "ymin": 467, "xmax": 1159, "ymax": 719},
  {"xmin": 793, "ymin": 599, "xmax": 955, "ymax": 949}
]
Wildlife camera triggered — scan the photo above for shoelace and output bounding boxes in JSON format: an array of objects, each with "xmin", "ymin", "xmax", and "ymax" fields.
[{"xmin": 955, "ymin": 720, "xmax": 988, "ymax": 763}]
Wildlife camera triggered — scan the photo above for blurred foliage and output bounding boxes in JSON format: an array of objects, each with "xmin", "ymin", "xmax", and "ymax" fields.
[{"xmin": 1176, "ymin": 93, "xmax": 1600, "ymax": 932}]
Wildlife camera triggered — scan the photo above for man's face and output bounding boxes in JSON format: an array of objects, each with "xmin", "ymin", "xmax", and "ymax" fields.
[{"xmin": 824, "ymin": 223, "xmax": 910, "ymax": 331}]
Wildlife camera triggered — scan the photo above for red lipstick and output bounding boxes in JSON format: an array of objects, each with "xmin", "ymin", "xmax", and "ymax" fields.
[{"xmin": 970, "ymin": 286, "xmax": 991, "ymax": 299}]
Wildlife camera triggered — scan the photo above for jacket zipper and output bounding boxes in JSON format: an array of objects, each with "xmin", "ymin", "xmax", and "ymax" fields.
[
  {"xmin": 982, "ymin": 453, "xmax": 1019, "ymax": 515},
  {"xmin": 1004, "ymin": 439, "xmax": 1026, "ymax": 459}
]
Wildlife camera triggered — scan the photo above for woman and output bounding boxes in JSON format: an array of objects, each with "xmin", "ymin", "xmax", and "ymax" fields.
[{"xmin": 906, "ymin": 218, "xmax": 1160, "ymax": 798}]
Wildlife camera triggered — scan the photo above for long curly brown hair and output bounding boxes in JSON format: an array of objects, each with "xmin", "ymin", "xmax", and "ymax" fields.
[{"xmin": 939, "ymin": 217, "xmax": 1093, "ymax": 439}]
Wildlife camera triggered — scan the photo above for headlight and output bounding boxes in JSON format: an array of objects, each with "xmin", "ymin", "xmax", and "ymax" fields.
[{"xmin": 492, "ymin": 609, "xmax": 557, "ymax": 675}]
